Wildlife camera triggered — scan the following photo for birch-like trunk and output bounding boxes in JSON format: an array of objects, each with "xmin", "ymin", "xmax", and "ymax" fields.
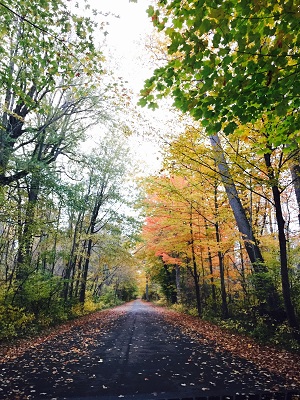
[
  {"xmin": 210, "ymin": 133, "xmax": 265, "ymax": 270},
  {"xmin": 290, "ymin": 163, "xmax": 300, "ymax": 227},
  {"xmin": 209, "ymin": 133, "xmax": 282, "ymax": 316}
]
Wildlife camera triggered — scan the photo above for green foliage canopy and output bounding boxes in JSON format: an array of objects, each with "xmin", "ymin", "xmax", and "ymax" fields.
[
  {"xmin": 0, "ymin": 0, "xmax": 103, "ymax": 94},
  {"xmin": 140, "ymin": 0, "xmax": 300, "ymax": 141},
  {"xmin": 0, "ymin": 0, "xmax": 105, "ymax": 184}
]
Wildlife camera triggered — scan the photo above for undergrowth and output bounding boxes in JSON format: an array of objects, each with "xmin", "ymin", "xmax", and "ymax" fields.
[{"xmin": 166, "ymin": 302, "xmax": 300, "ymax": 353}]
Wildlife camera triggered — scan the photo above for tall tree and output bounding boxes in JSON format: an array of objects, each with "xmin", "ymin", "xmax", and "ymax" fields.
[
  {"xmin": 162, "ymin": 127, "xmax": 284, "ymax": 313},
  {"xmin": 0, "ymin": 0, "xmax": 104, "ymax": 185},
  {"xmin": 210, "ymin": 133, "xmax": 265, "ymax": 270},
  {"xmin": 12, "ymin": 87, "xmax": 106, "ymax": 288},
  {"xmin": 68, "ymin": 133, "xmax": 134, "ymax": 304}
]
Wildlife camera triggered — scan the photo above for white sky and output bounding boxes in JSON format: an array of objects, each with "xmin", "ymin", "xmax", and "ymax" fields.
[
  {"xmin": 79, "ymin": 0, "xmax": 155, "ymax": 95},
  {"xmin": 75, "ymin": 0, "xmax": 185, "ymax": 175},
  {"xmin": 77, "ymin": 0, "xmax": 165, "ymax": 174},
  {"xmin": 99, "ymin": 0, "xmax": 154, "ymax": 90}
]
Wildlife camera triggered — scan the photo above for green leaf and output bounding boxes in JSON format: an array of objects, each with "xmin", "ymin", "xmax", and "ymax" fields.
[
  {"xmin": 173, "ymin": 18, "xmax": 183, "ymax": 29},
  {"xmin": 223, "ymin": 121, "xmax": 238, "ymax": 135},
  {"xmin": 141, "ymin": 0, "xmax": 300, "ymax": 147},
  {"xmin": 186, "ymin": 18, "xmax": 194, "ymax": 28},
  {"xmin": 148, "ymin": 101, "xmax": 159, "ymax": 110},
  {"xmin": 213, "ymin": 32, "xmax": 221, "ymax": 47},
  {"xmin": 147, "ymin": 6, "xmax": 155, "ymax": 17}
]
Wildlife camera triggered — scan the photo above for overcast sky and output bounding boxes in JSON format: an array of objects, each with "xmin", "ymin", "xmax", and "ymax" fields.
[
  {"xmin": 95, "ymin": 0, "xmax": 154, "ymax": 92},
  {"xmin": 77, "ymin": 0, "xmax": 173, "ymax": 174}
]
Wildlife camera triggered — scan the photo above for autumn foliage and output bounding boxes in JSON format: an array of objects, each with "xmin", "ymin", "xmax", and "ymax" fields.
[{"xmin": 139, "ymin": 125, "xmax": 300, "ymax": 350}]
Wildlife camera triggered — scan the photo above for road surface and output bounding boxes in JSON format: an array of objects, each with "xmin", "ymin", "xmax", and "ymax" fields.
[{"xmin": 0, "ymin": 300, "xmax": 295, "ymax": 399}]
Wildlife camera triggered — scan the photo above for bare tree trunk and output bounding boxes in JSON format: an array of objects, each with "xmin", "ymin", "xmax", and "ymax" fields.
[
  {"xmin": 264, "ymin": 153, "xmax": 300, "ymax": 341},
  {"xmin": 189, "ymin": 205, "xmax": 202, "ymax": 317},
  {"xmin": 210, "ymin": 133, "xmax": 265, "ymax": 269},
  {"xmin": 290, "ymin": 163, "xmax": 300, "ymax": 227}
]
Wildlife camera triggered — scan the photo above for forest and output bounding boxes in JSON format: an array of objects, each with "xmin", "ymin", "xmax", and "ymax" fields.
[{"xmin": 0, "ymin": 0, "xmax": 300, "ymax": 353}]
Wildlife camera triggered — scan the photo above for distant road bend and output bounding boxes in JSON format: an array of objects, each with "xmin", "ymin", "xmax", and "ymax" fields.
[{"xmin": 0, "ymin": 300, "xmax": 299, "ymax": 399}]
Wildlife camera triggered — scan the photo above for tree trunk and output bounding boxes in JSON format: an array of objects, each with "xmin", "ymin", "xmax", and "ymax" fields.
[
  {"xmin": 290, "ymin": 163, "xmax": 300, "ymax": 227},
  {"xmin": 189, "ymin": 206, "xmax": 202, "ymax": 317},
  {"xmin": 264, "ymin": 153, "xmax": 300, "ymax": 340},
  {"xmin": 77, "ymin": 177, "xmax": 103, "ymax": 304},
  {"xmin": 210, "ymin": 133, "xmax": 283, "ymax": 316},
  {"xmin": 63, "ymin": 210, "xmax": 85, "ymax": 302},
  {"xmin": 16, "ymin": 174, "xmax": 40, "ymax": 281},
  {"xmin": 79, "ymin": 238, "xmax": 93, "ymax": 304},
  {"xmin": 175, "ymin": 264, "xmax": 181, "ymax": 304},
  {"xmin": 239, "ymin": 242, "xmax": 249, "ymax": 306},
  {"xmin": 210, "ymin": 134, "xmax": 265, "ymax": 269},
  {"xmin": 204, "ymin": 221, "xmax": 217, "ymax": 307},
  {"xmin": 214, "ymin": 180, "xmax": 229, "ymax": 318},
  {"xmin": 78, "ymin": 185, "xmax": 104, "ymax": 304},
  {"xmin": 218, "ymin": 249, "xmax": 229, "ymax": 319},
  {"xmin": 207, "ymin": 246, "xmax": 217, "ymax": 306},
  {"xmin": 74, "ymin": 250, "xmax": 84, "ymax": 299}
]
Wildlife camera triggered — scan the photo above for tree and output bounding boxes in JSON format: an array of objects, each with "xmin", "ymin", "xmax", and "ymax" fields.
[
  {"xmin": 141, "ymin": 177, "xmax": 195, "ymax": 306},
  {"xmin": 161, "ymin": 126, "xmax": 281, "ymax": 312},
  {"xmin": 12, "ymin": 86, "xmax": 109, "ymax": 291},
  {"xmin": 0, "ymin": 0, "xmax": 105, "ymax": 185},
  {"xmin": 64, "ymin": 133, "xmax": 135, "ymax": 305},
  {"xmin": 0, "ymin": 1, "xmax": 143, "ymax": 338},
  {"xmin": 231, "ymin": 120, "xmax": 300, "ymax": 337},
  {"xmin": 210, "ymin": 133, "xmax": 265, "ymax": 270},
  {"xmin": 140, "ymin": 164, "xmax": 242, "ymax": 318},
  {"xmin": 167, "ymin": 122, "xmax": 300, "ymax": 333}
]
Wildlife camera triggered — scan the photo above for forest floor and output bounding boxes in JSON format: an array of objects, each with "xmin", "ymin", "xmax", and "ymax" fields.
[{"xmin": 0, "ymin": 300, "xmax": 300, "ymax": 399}]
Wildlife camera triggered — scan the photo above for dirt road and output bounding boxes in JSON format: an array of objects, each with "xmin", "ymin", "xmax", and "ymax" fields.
[{"xmin": 0, "ymin": 300, "xmax": 298, "ymax": 399}]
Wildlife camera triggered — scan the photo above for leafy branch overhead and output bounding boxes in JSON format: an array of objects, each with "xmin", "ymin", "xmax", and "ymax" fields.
[
  {"xmin": 0, "ymin": 0, "xmax": 104, "ymax": 92},
  {"xmin": 140, "ymin": 0, "xmax": 300, "ymax": 141}
]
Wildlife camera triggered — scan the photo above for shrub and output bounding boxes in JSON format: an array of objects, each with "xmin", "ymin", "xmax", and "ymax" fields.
[
  {"xmin": 0, "ymin": 305, "xmax": 34, "ymax": 340},
  {"xmin": 100, "ymin": 288, "xmax": 123, "ymax": 307},
  {"xmin": 271, "ymin": 322, "xmax": 300, "ymax": 352},
  {"xmin": 188, "ymin": 307, "xmax": 199, "ymax": 317},
  {"xmin": 171, "ymin": 303, "xmax": 187, "ymax": 313}
]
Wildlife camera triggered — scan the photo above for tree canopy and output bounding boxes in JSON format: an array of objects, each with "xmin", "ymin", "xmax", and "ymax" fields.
[{"xmin": 140, "ymin": 0, "xmax": 300, "ymax": 145}]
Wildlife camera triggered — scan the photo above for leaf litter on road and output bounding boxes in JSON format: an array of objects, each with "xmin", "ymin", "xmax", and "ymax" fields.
[
  {"xmin": 156, "ymin": 305, "xmax": 300, "ymax": 389},
  {"xmin": 0, "ymin": 300, "xmax": 299, "ymax": 399}
]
